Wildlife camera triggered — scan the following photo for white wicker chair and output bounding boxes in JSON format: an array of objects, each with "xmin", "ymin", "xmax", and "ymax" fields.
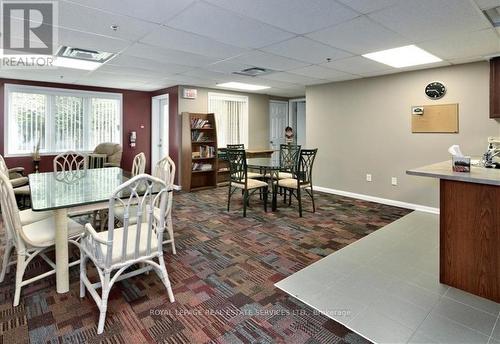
[
  {"xmin": 114, "ymin": 156, "xmax": 176, "ymax": 253},
  {"xmin": 131, "ymin": 152, "xmax": 146, "ymax": 176},
  {"xmin": 79, "ymin": 174, "xmax": 175, "ymax": 334},
  {"xmin": 0, "ymin": 173, "xmax": 84, "ymax": 306},
  {"xmin": 53, "ymin": 151, "xmax": 88, "ymax": 172},
  {"xmin": 0, "ymin": 155, "xmax": 53, "ymax": 225}
]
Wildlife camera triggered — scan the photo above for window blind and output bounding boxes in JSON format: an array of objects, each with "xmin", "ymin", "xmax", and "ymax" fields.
[
  {"xmin": 5, "ymin": 85, "xmax": 122, "ymax": 156},
  {"xmin": 208, "ymin": 92, "xmax": 248, "ymax": 148}
]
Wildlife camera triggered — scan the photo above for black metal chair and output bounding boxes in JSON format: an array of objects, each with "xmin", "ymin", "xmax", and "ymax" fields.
[
  {"xmin": 227, "ymin": 144, "xmax": 245, "ymax": 150},
  {"xmin": 226, "ymin": 149, "xmax": 268, "ymax": 217},
  {"xmin": 277, "ymin": 149, "xmax": 318, "ymax": 217},
  {"xmin": 278, "ymin": 144, "xmax": 301, "ymax": 179}
]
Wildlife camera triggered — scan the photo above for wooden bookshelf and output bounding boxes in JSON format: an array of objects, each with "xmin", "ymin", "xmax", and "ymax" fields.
[{"xmin": 181, "ymin": 112, "xmax": 218, "ymax": 191}]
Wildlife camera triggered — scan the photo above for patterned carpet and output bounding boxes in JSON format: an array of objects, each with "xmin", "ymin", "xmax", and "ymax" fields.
[{"xmin": 0, "ymin": 187, "xmax": 411, "ymax": 343}]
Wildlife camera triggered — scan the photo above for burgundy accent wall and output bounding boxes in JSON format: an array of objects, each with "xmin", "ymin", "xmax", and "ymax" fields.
[
  {"xmin": 151, "ymin": 86, "xmax": 180, "ymax": 185},
  {"xmin": 0, "ymin": 78, "xmax": 152, "ymax": 173}
]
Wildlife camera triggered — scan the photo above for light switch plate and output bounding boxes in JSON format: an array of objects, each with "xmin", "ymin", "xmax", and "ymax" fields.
[{"xmin": 391, "ymin": 177, "xmax": 398, "ymax": 186}]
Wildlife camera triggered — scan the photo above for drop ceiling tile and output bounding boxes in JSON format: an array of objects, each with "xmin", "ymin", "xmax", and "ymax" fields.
[
  {"xmin": 368, "ymin": 0, "xmax": 491, "ymax": 41},
  {"xmin": 107, "ymin": 54, "xmax": 192, "ymax": 75},
  {"xmin": 307, "ymin": 16, "xmax": 410, "ymax": 55},
  {"xmin": 180, "ymin": 69, "xmax": 231, "ymax": 82},
  {"xmin": 62, "ymin": 0, "xmax": 194, "ymax": 24},
  {"xmin": 474, "ymin": 0, "xmax": 500, "ymax": 10},
  {"xmin": 166, "ymin": 1, "xmax": 294, "ymax": 49},
  {"xmin": 225, "ymin": 51, "xmax": 309, "ymax": 71},
  {"xmin": 260, "ymin": 72, "xmax": 326, "ymax": 85},
  {"xmin": 8, "ymin": 17, "xmax": 131, "ymax": 54},
  {"xmin": 336, "ymin": 0, "xmax": 400, "ymax": 14},
  {"xmin": 57, "ymin": 1, "xmax": 158, "ymax": 42},
  {"xmin": 58, "ymin": 28, "xmax": 130, "ymax": 53},
  {"xmin": 322, "ymin": 56, "xmax": 390, "ymax": 75},
  {"xmin": 122, "ymin": 43, "xmax": 217, "ymax": 67},
  {"xmin": 261, "ymin": 37, "xmax": 352, "ymax": 64},
  {"xmin": 204, "ymin": 0, "xmax": 358, "ymax": 34},
  {"xmin": 448, "ymin": 56, "xmax": 486, "ymax": 65},
  {"xmin": 0, "ymin": 68, "xmax": 90, "ymax": 84},
  {"xmin": 140, "ymin": 26, "xmax": 247, "ymax": 59},
  {"xmin": 289, "ymin": 65, "xmax": 360, "ymax": 81},
  {"xmin": 205, "ymin": 61, "xmax": 253, "ymax": 74},
  {"xmin": 251, "ymin": 77, "xmax": 300, "ymax": 89},
  {"xmin": 419, "ymin": 29, "xmax": 500, "ymax": 60}
]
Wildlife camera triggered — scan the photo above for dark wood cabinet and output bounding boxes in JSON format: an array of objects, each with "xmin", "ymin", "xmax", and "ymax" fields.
[{"xmin": 491, "ymin": 57, "xmax": 500, "ymax": 118}]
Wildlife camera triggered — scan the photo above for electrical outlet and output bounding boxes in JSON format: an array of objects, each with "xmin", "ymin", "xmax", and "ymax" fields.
[
  {"xmin": 366, "ymin": 174, "xmax": 372, "ymax": 182},
  {"xmin": 391, "ymin": 177, "xmax": 398, "ymax": 186}
]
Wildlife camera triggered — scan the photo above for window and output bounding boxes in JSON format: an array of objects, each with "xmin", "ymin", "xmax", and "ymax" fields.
[
  {"xmin": 4, "ymin": 84, "xmax": 122, "ymax": 156},
  {"xmin": 208, "ymin": 92, "xmax": 248, "ymax": 148}
]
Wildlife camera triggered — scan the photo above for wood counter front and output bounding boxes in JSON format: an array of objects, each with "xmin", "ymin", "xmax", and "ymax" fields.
[{"xmin": 440, "ymin": 179, "xmax": 499, "ymax": 302}]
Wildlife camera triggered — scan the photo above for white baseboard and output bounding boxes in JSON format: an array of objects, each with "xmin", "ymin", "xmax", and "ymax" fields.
[{"xmin": 313, "ymin": 185, "xmax": 440, "ymax": 214}]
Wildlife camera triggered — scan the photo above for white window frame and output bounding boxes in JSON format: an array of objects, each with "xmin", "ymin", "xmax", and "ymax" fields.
[
  {"xmin": 4, "ymin": 83, "xmax": 123, "ymax": 157},
  {"xmin": 207, "ymin": 92, "xmax": 249, "ymax": 148}
]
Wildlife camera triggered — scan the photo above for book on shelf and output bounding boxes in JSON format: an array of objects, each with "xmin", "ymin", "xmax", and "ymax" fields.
[
  {"xmin": 191, "ymin": 118, "xmax": 212, "ymax": 129},
  {"xmin": 192, "ymin": 162, "xmax": 213, "ymax": 171},
  {"xmin": 198, "ymin": 145, "xmax": 215, "ymax": 158}
]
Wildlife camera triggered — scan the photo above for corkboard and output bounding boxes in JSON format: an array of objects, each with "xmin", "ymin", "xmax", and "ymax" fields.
[{"xmin": 411, "ymin": 103, "xmax": 458, "ymax": 133}]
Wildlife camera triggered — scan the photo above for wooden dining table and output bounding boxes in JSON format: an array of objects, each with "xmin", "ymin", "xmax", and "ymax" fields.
[{"xmin": 29, "ymin": 167, "xmax": 131, "ymax": 293}]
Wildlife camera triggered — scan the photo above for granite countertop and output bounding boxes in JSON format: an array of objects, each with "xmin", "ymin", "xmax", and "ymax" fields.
[{"xmin": 407, "ymin": 161, "xmax": 500, "ymax": 186}]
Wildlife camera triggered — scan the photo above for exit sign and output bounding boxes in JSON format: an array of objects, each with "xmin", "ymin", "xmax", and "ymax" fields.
[{"xmin": 182, "ymin": 88, "xmax": 197, "ymax": 99}]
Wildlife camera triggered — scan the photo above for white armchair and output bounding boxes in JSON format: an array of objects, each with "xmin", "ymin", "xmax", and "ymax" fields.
[
  {"xmin": 79, "ymin": 174, "xmax": 175, "ymax": 334},
  {"xmin": 0, "ymin": 172, "xmax": 84, "ymax": 306}
]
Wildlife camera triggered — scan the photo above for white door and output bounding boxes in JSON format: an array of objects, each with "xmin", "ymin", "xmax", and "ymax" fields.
[
  {"xmin": 151, "ymin": 94, "xmax": 169, "ymax": 169},
  {"xmin": 269, "ymin": 100, "xmax": 288, "ymax": 151}
]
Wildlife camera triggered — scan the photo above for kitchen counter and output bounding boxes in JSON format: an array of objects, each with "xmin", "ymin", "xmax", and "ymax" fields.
[
  {"xmin": 407, "ymin": 161, "xmax": 499, "ymax": 303},
  {"xmin": 407, "ymin": 160, "xmax": 500, "ymax": 186}
]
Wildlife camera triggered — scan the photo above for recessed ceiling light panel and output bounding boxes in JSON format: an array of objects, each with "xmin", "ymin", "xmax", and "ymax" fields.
[
  {"xmin": 362, "ymin": 45, "xmax": 442, "ymax": 68},
  {"xmin": 217, "ymin": 82, "xmax": 270, "ymax": 91}
]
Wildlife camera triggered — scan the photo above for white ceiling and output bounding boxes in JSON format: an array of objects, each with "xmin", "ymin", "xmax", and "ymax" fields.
[{"xmin": 1, "ymin": 0, "xmax": 498, "ymax": 97}]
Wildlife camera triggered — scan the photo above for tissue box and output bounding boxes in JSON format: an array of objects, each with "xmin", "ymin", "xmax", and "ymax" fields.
[{"xmin": 452, "ymin": 156, "xmax": 471, "ymax": 172}]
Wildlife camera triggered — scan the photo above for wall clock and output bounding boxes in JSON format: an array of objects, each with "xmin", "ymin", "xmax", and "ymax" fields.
[{"xmin": 425, "ymin": 81, "xmax": 446, "ymax": 99}]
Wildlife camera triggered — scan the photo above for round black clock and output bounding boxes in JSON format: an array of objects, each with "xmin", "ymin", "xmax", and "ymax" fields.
[{"xmin": 425, "ymin": 81, "xmax": 446, "ymax": 99}]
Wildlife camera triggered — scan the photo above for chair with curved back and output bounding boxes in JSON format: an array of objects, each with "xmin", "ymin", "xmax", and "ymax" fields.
[
  {"xmin": 0, "ymin": 172, "xmax": 84, "ymax": 306},
  {"xmin": 79, "ymin": 174, "xmax": 175, "ymax": 334},
  {"xmin": 53, "ymin": 151, "xmax": 88, "ymax": 172},
  {"xmin": 0, "ymin": 154, "xmax": 52, "ymax": 224},
  {"xmin": 114, "ymin": 156, "xmax": 177, "ymax": 253},
  {"xmin": 226, "ymin": 144, "xmax": 245, "ymax": 150},
  {"xmin": 131, "ymin": 152, "xmax": 146, "ymax": 176},
  {"xmin": 226, "ymin": 149, "xmax": 268, "ymax": 217},
  {"xmin": 93, "ymin": 143, "xmax": 122, "ymax": 168},
  {"xmin": 278, "ymin": 144, "xmax": 301, "ymax": 179},
  {"xmin": 277, "ymin": 149, "xmax": 318, "ymax": 217}
]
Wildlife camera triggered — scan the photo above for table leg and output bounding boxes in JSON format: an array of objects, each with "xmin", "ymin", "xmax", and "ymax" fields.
[
  {"xmin": 271, "ymin": 170, "xmax": 278, "ymax": 211},
  {"xmin": 54, "ymin": 208, "xmax": 69, "ymax": 293}
]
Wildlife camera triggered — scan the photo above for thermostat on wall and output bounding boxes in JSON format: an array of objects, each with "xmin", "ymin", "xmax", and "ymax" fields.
[
  {"xmin": 182, "ymin": 88, "xmax": 197, "ymax": 99},
  {"xmin": 412, "ymin": 106, "xmax": 424, "ymax": 115}
]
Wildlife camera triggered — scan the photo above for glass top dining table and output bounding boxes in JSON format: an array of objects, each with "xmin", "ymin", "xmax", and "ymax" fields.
[
  {"xmin": 246, "ymin": 157, "xmax": 281, "ymax": 211},
  {"xmin": 28, "ymin": 167, "xmax": 134, "ymax": 294},
  {"xmin": 29, "ymin": 167, "xmax": 132, "ymax": 211}
]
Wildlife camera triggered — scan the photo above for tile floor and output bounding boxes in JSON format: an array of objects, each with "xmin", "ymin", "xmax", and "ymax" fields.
[{"xmin": 276, "ymin": 212, "xmax": 500, "ymax": 344}]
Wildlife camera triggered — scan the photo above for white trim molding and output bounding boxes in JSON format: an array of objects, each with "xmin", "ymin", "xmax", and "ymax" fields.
[{"xmin": 314, "ymin": 185, "xmax": 440, "ymax": 214}]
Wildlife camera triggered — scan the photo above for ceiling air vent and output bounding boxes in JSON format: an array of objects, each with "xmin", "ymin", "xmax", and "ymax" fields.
[
  {"xmin": 483, "ymin": 6, "xmax": 500, "ymax": 27},
  {"xmin": 233, "ymin": 67, "xmax": 273, "ymax": 77},
  {"xmin": 56, "ymin": 46, "xmax": 115, "ymax": 63}
]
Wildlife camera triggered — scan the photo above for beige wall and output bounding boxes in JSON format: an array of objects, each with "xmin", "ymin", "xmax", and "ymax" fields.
[
  {"xmin": 306, "ymin": 62, "xmax": 500, "ymax": 208},
  {"xmin": 178, "ymin": 86, "xmax": 280, "ymax": 149}
]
